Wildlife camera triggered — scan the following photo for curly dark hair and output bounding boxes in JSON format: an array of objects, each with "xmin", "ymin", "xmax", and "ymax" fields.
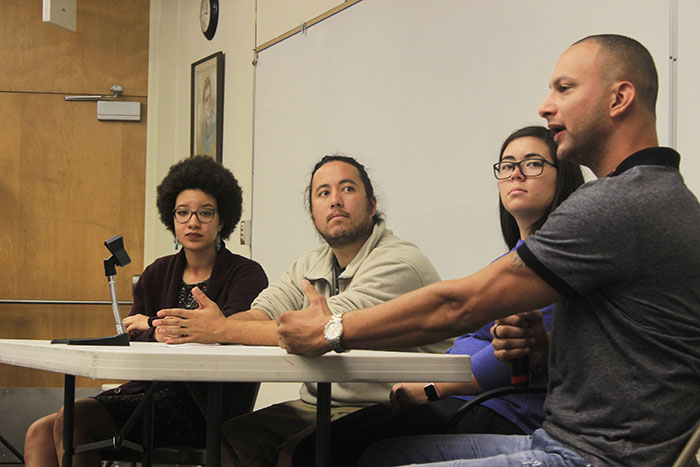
[{"xmin": 156, "ymin": 155, "xmax": 242, "ymax": 239}]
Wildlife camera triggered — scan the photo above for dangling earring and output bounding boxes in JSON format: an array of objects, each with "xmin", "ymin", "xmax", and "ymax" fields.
[
  {"xmin": 215, "ymin": 232, "xmax": 222, "ymax": 252},
  {"xmin": 174, "ymin": 237, "xmax": 180, "ymax": 251}
]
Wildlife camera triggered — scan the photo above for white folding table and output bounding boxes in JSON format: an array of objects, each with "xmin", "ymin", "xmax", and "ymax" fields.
[{"xmin": 0, "ymin": 339, "xmax": 471, "ymax": 466}]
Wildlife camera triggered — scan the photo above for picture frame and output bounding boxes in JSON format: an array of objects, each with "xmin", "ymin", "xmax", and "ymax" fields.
[{"xmin": 191, "ymin": 51, "xmax": 224, "ymax": 162}]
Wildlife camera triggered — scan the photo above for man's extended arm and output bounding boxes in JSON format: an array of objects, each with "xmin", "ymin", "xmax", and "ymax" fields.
[{"xmin": 277, "ymin": 251, "xmax": 562, "ymax": 356}]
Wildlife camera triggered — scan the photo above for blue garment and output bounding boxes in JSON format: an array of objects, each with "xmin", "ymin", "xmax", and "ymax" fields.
[
  {"xmin": 359, "ymin": 428, "xmax": 592, "ymax": 467},
  {"xmin": 445, "ymin": 240, "xmax": 553, "ymax": 435}
]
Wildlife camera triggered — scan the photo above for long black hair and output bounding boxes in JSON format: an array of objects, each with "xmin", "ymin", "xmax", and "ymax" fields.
[{"xmin": 498, "ymin": 126, "xmax": 585, "ymax": 249}]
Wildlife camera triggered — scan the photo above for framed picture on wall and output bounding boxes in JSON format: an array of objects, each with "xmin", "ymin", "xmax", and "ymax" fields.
[{"xmin": 191, "ymin": 51, "xmax": 224, "ymax": 162}]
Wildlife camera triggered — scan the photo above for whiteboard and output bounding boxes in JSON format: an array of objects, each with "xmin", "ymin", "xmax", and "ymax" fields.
[
  {"xmin": 677, "ymin": 0, "xmax": 700, "ymax": 197},
  {"xmin": 251, "ymin": 0, "xmax": 670, "ymax": 282}
]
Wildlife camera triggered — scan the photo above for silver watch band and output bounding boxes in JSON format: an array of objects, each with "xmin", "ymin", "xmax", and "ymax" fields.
[{"xmin": 325, "ymin": 314, "xmax": 348, "ymax": 353}]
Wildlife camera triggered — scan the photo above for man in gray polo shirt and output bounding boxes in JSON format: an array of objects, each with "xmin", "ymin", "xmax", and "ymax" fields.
[{"xmin": 277, "ymin": 35, "xmax": 700, "ymax": 466}]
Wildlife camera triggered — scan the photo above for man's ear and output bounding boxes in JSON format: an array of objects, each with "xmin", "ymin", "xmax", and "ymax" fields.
[{"xmin": 609, "ymin": 81, "xmax": 635, "ymax": 118}]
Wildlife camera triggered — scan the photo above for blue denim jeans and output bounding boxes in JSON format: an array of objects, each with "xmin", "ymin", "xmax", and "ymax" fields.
[{"xmin": 359, "ymin": 428, "xmax": 593, "ymax": 467}]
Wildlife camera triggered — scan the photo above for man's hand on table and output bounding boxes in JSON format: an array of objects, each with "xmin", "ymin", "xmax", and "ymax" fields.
[
  {"xmin": 277, "ymin": 280, "xmax": 333, "ymax": 356},
  {"xmin": 153, "ymin": 286, "xmax": 226, "ymax": 344}
]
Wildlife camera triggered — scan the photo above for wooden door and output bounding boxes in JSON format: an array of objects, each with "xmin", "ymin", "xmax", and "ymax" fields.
[{"xmin": 0, "ymin": 0, "xmax": 150, "ymax": 387}]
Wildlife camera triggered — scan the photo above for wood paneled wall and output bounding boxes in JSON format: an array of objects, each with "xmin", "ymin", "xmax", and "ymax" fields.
[
  {"xmin": 0, "ymin": 0, "xmax": 150, "ymax": 388},
  {"xmin": 0, "ymin": 1, "xmax": 149, "ymax": 95}
]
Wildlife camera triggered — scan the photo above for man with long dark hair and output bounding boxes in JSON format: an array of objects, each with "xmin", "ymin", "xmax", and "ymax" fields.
[{"xmin": 155, "ymin": 154, "xmax": 447, "ymax": 466}]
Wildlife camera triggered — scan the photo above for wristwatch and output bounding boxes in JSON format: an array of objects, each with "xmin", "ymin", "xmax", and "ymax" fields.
[
  {"xmin": 423, "ymin": 383, "xmax": 440, "ymax": 402},
  {"xmin": 323, "ymin": 313, "xmax": 348, "ymax": 353}
]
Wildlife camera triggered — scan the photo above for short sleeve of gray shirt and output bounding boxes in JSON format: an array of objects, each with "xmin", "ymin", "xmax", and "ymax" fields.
[{"xmin": 515, "ymin": 157, "xmax": 700, "ymax": 467}]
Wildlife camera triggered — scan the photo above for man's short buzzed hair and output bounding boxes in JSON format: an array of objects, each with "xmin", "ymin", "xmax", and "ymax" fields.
[{"xmin": 575, "ymin": 34, "xmax": 658, "ymax": 117}]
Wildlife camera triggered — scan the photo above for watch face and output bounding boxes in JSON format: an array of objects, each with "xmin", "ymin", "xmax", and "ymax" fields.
[
  {"xmin": 424, "ymin": 384, "xmax": 439, "ymax": 401},
  {"xmin": 325, "ymin": 321, "xmax": 343, "ymax": 339}
]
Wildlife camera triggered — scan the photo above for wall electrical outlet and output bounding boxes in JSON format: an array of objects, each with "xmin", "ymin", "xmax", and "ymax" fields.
[{"xmin": 239, "ymin": 220, "xmax": 252, "ymax": 245}]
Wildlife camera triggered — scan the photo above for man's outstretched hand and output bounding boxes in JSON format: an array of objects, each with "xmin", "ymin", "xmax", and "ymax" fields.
[
  {"xmin": 153, "ymin": 286, "xmax": 226, "ymax": 344},
  {"xmin": 277, "ymin": 280, "xmax": 334, "ymax": 356}
]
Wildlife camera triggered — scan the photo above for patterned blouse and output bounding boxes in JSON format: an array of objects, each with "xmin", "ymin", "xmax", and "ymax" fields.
[{"xmin": 177, "ymin": 279, "xmax": 210, "ymax": 309}]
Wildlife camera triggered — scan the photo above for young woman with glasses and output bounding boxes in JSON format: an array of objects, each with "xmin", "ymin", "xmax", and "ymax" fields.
[
  {"xmin": 24, "ymin": 155, "xmax": 269, "ymax": 467},
  {"xmin": 286, "ymin": 126, "xmax": 585, "ymax": 467}
]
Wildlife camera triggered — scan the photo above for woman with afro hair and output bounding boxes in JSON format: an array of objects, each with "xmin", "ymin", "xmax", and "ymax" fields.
[{"xmin": 24, "ymin": 156, "xmax": 268, "ymax": 466}]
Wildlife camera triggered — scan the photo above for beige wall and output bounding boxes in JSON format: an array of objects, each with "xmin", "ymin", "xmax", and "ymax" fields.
[
  {"xmin": 256, "ymin": 0, "xmax": 340, "ymax": 45},
  {"xmin": 146, "ymin": 0, "xmax": 340, "ymax": 408},
  {"xmin": 146, "ymin": 0, "xmax": 339, "ymax": 264}
]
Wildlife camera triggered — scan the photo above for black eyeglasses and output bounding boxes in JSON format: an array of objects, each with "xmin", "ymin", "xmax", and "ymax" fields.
[
  {"xmin": 172, "ymin": 208, "xmax": 219, "ymax": 224},
  {"xmin": 493, "ymin": 158, "xmax": 556, "ymax": 180}
]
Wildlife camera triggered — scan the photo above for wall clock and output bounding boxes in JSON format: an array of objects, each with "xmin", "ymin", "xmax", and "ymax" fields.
[{"xmin": 200, "ymin": 0, "xmax": 219, "ymax": 40}]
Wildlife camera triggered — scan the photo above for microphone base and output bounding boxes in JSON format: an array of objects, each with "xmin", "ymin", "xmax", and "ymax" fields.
[{"xmin": 51, "ymin": 334, "xmax": 130, "ymax": 346}]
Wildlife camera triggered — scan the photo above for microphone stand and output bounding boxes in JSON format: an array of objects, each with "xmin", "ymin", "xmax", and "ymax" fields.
[{"xmin": 51, "ymin": 236, "xmax": 130, "ymax": 346}]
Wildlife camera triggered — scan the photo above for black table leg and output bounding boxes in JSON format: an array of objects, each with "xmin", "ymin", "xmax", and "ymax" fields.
[
  {"xmin": 207, "ymin": 382, "xmax": 223, "ymax": 467},
  {"xmin": 142, "ymin": 381, "xmax": 154, "ymax": 467},
  {"xmin": 62, "ymin": 374, "xmax": 75, "ymax": 467},
  {"xmin": 315, "ymin": 382, "xmax": 331, "ymax": 467}
]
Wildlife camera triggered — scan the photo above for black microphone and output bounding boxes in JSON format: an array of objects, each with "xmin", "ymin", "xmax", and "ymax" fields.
[{"xmin": 511, "ymin": 356, "xmax": 530, "ymax": 387}]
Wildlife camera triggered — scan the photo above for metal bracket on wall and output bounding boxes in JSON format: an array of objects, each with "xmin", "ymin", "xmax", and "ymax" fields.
[
  {"xmin": 64, "ymin": 84, "xmax": 124, "ymax": 101},
  {"xmin": 64, "ymin": 84, "xmax": 140, "ymax": 121}
]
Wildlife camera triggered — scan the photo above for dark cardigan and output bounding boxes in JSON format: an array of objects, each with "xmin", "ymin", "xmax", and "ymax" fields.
[
  {"xmin": 129, "ymin": 245, "xmax": 269, "ymax": 342},
  {"xmin": 99, "ymin": 245, "xmax": 269, "ymax": 418}
]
